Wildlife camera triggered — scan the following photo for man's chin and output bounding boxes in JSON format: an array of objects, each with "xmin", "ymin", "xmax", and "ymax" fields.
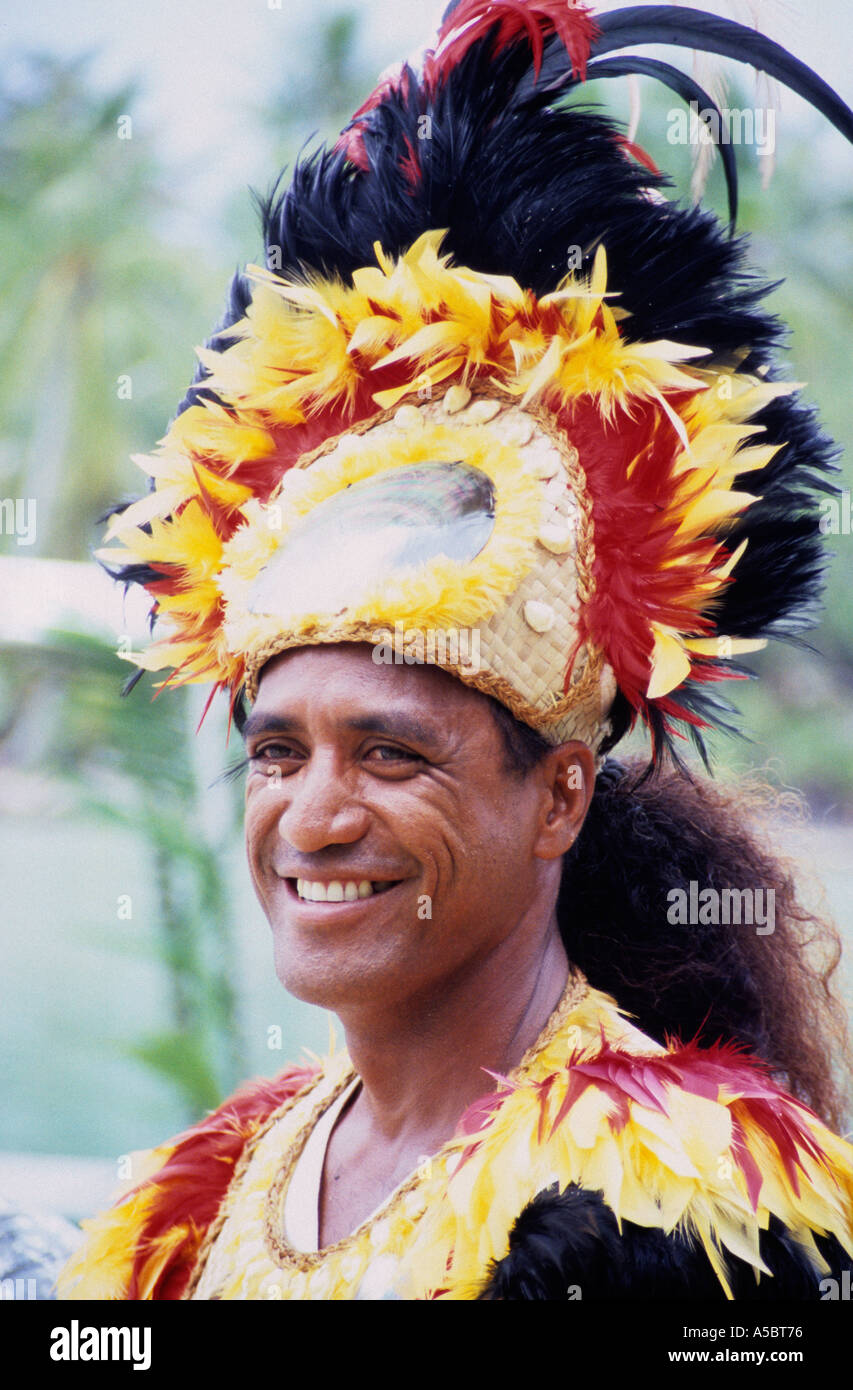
[
  {"xmin": 263, "ymin": 869, "xmax": 458, "ymax": 1012},
  {"xmin": 270, "ymin": 919, "xmax": 414, "ymax": 1012},
  {"xmin": 272, "ymin": 948, "xmax": 399, "ymax": 1012}
]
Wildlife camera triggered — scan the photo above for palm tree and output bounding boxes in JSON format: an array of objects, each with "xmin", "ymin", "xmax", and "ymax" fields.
[{"xmin": 0, "ymin": 52, "xmax": 220, "ymax": 560}]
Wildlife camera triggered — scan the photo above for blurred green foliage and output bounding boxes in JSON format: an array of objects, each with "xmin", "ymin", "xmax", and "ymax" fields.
[
  {"xmin": 1, "ymin": 630, "xmax": 246, "ymax": 1118},
  {"xmin": 0, "ymin": 53, "xmax": 227, "ymax": 560}
]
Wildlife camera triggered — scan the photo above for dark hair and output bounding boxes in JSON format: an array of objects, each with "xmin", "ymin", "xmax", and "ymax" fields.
[
  {"xmin": 488, "ymin": 700, "xmax": 852, "ymax": 1131},
  {"xmin": 487, "ymin": 696, "xmax": 553, "ymax": 776}
]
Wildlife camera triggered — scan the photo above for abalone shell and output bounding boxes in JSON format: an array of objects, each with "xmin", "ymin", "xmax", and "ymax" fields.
[{"xmin": 249, "ymin": 460, "xmax": 496, "ymax": 618}]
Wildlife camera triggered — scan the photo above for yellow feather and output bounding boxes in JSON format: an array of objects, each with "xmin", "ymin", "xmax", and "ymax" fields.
[{"xmin": 647, "ymin": 626, "xmax": 692, "ymax": 699}]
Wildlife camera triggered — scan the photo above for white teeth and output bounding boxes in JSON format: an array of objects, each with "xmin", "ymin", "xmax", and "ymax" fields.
[{"xmin": 295, "ymin": 878, "xmax": 386, "ymax": 902}]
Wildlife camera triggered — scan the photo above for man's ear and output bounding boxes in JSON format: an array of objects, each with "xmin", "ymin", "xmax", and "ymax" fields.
[{"xmin": 533, "ymin": 742, "xmax": 596, "ymax": 861}]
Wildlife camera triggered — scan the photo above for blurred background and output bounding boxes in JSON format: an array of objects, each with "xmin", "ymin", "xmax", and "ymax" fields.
[{"xmin": 1, "ymin": 0, "xmax": 852, "ymax": 1226}]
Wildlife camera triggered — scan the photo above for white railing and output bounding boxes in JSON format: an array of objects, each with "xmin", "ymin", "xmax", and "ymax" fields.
[{"xmin": 0, "ymin": 1151, "xmax": 117, "ymax": 1223}]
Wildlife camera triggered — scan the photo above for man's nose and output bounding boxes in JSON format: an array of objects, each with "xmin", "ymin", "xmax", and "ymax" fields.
[{"xmin": 276, "ymin": 752, "xmax": 369, "ymax": 853}]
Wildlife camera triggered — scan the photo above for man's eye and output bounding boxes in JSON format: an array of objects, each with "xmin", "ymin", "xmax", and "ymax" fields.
[
  {"xmin": 251, "ymin": 742, "xmax": 301, "ymax": 762},
  {"xmin": 368, "ymin": 745, "xmax": 420, "ymax": 763}
]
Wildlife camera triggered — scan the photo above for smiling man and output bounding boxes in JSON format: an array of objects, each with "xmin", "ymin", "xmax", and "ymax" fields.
[
  {"xmin": 245, "ymin": 646, "xmax": 588, "ymax": 1019},
  {"xmin": 242, "ymin": 645, "xmax": 591, "ymax": 1253},
  {"xmin": 58, "ymin": 2, "xmax": 853, "ymax": 1300}
]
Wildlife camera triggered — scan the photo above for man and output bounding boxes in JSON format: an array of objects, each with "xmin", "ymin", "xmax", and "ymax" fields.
[
  {"xmin": 59, "ymin": 2, "xmax": 853, "ymax": 1299},
  {"xmin": 242, "ymin": 645, "xmax": 591, "ymax": 1253}
]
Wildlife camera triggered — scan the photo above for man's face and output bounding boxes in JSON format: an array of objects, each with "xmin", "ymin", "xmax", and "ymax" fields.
[{"xmin": 243, "ymin": 644, "xmax": 577, "ymax": 1013}]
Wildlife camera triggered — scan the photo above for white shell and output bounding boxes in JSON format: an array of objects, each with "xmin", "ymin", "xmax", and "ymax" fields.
[
  {"xmin": 443, "ymin": 384, "xmax": 472, "ymax": 414},
  {"xmin": 394, "ymin": 404, "xmax": 425, "ymax": 429},
  {"xmin": 544, "ymin": 474, "xmax": 570, "ymax": 500},
  {"xmin": 522, "ymin": 442, "xmax": 560, "ymax": 479},
  {"xmin": 503, "ymin": 416, "xmax": 535, "ymax": 446},
  {"xmin": 538, "ymin": 524, "xmax": 573, "ymax": 554},
  {"xmin": 524, "ymin": 599, "xmax": 556, "ymax": 633},
  {"xmin": 459, "ymin": 398, "xmax": 502, "ymax": 424}
]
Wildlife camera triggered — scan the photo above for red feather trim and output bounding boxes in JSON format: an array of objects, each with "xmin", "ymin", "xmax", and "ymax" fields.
[
  {"xmin": 431, "ymin": 0, "xmax": 600, "ymax": 83},
  {"xmin": 335, "ymin": 64, "xmax": 412, "ymax": 171},
  {"xmin": 335, "ymin": 3, "xmax": 599, "ymax": 170},
  {"xmin": 557, "ymin": 392, "xmax": 737, "ymax": 732},
  {"xmin": 612, "ymin": 131, "xmax": 662, "ymax": 176},
  {"xmin": 400, "ymin": 133, "xmax": 423, "ymax": 191},
  {"xmin": 122, "ymin": 1063, "xmax": 319, "ymax": 1299},
  {"xmin": 455, "ymin": 1036, "xmax": 833, "ymax": 1215}
]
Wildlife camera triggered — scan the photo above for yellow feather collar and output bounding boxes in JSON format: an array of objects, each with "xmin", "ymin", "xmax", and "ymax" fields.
[{"xmin": 184, "ymin": 980, "xmax": 853, "ymax": 1300}]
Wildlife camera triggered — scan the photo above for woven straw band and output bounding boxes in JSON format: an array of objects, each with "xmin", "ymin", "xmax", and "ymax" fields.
[{"xmin": 239, "ymin": 389, "xmax": 615, "ymax": 755}]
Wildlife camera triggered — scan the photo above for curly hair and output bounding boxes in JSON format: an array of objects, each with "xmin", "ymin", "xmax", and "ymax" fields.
[{"xmin": 489, "ymin": 699, "xmax": 852, "ymax": 1133}]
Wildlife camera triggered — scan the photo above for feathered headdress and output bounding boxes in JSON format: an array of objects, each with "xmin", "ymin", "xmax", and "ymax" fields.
[{"xmin": 99, "ymin": 1, "xmax": 853, "ymax": 766}]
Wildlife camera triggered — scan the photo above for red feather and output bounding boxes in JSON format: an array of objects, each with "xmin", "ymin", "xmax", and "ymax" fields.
[
  {"xmin": 455, "ymin": 1033, "xmax": 833, "ymax": 1217},
  {"xmin": 557, "ymin": 392, "xmax": 736, "ymax": 733},
  {"xmin": 334, "ymin": 64, "xmax": 412, "ymax": 171},
  {"xmin": 431, "ymin": 0, "xmax": 600, "ymax": 83},
  {"xmin": 612, "ymin": 131, "xmax": 662, "ymax": 176},
  {"xmin": 122, "ymin": 1063, "xmax": 319, "ymax": 1299},
  {"xmin": 335, "ymin": 2, "xmax": 600, "ymax": 170}
]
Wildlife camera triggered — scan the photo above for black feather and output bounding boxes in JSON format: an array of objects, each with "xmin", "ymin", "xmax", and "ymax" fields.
[
  {"xmin": 104, "ymin": 8, "xmax": 850, "ymax": 767},
  {"xmin": 477, "ymin": 1184, "xmax": 853, "ymax": 1299},
  {"xmin": 593, "ymin": 5, "xmax": 853, "ymax": 145},
  {"xmin": 581, "ymin": 55, "xmax": 739, "ymax": 227}
]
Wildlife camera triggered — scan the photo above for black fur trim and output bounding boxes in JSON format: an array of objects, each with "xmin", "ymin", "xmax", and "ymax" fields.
[{"xmin": 476, "ymin": 1185, "xmax": 852, "ymax": 1299}]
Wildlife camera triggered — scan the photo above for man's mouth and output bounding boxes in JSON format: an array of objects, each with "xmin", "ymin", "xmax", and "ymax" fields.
[{"xmin": 293, "ymin": 878, "xmax": 400, "ymax": 903}]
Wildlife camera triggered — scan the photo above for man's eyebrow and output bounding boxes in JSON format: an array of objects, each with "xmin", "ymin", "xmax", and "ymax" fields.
[
  {"xmin": 241, "ymin": 710, "xmax": 442, "ymax": 747},
  {"xmin": 242, "ymin": 713, "xmax": 300, "ymax": 743},
  {"xmin": 345, "ymin": 713, "xmax": 441, "ymax": 746}
]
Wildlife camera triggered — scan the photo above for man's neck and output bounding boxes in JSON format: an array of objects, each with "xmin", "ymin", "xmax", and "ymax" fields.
[{"xmin": 317, "ymin": 925, "xmax": 571, "ymax": 1245}]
